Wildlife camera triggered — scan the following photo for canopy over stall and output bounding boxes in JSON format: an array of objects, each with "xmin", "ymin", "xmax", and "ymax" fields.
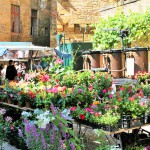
[{"xmin": 0, "ymin": 42, "xmax": 54, "ymax": 69}]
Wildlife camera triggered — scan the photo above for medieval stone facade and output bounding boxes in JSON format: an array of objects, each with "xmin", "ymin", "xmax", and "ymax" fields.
[
  {"xmin": 0, "ymin": 0, "xmax": 50, "ymax": 46},
  {"xmin": 51, "ymin": 0, "xmax": 150, "ymax": 47}
]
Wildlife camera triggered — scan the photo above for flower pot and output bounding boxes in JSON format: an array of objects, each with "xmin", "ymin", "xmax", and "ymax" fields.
[
  {"xmin": 25, "ymin": 101, "xmax": 31, "ymax": 108},
  {"xmin": 132, "ymin": 50, "xmax": 148, "ymax": 74},
  {"xmin": 108, "ymin": 50, "xmax": 124, "ymax": 78},
  {"xmin": 88, "ymin": 54, "xmax": 100, "ymax": 69},
  {"xmin": 7, "ymin": 99, "xmax": 12, "ymax": 104},
  {"xmin": 18, "ymin": 102, "xmax": 22, "ymax": 108}
]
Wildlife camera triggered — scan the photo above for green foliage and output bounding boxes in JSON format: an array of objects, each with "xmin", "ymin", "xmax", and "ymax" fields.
[
  {"xmin": 91, "ymin": 10, "xmax": 150, "ymax": 50},
  {"xmin": 94, "ymin": 110, "xmax": 120, "ymax": 125},
  {"xmin": 94, "ymin": 129, "xmax": 110, "ymax": 150}
]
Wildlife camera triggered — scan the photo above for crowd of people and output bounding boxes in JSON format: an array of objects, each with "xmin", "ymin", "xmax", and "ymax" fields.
[{"xmin": 0, "ymin": 60, "xmax": 27, "ymax": 84}]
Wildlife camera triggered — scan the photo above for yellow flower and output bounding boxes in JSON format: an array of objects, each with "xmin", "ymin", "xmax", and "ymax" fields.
[{"xmin": 93, "ymin": 101, "xmax": 100, "ymax": 105}]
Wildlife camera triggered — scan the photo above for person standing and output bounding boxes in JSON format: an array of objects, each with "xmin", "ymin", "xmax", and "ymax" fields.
[
  {"xmin": 1, "ymin": 65, "xmax": 7, "ymax": 82},
  {"xmin": 6, "ymin": 60, "xmax": 17, "ymax": 82}
]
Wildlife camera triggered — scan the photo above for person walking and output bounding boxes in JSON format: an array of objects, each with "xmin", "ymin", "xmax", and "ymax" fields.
[{"xmin": 6, "ymin": 60, "xmax": 17, "ymax": 82}]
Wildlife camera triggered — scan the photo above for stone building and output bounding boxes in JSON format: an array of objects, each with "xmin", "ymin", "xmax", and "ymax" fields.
[
  {"xmin": 0, "ymin": 0, "xmax": 50, "ymax": 46},
  {"xmin": 52, "ymin": 0, "xmax": 150, "ymax": 65},
  {"xmin": 51, "ymin": 0, "xmax": 150, "ymax": 47}
]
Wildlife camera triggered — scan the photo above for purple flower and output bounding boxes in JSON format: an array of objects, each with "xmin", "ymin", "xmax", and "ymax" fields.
[
  {"xmin": 50, "ymin": 131, "xmax": 55, "ymax": 144},
  {"xmin": 26, "ymin": 137, "xmax": 29, "ymax": 147},
  {"xmin": 70, "ymin": 143, "xmax": 75, "ymax": 150},
  {"xmin": 41, "ymin": 135, "xmax": 47, "ymax": 149},
  {"xmin": 32, "ymin": 125, "xmax": 39, "ymax": 141},
  {"xmin": 78, "ymin": 88, "xmax": 82, "ymax": 93},
  {"xmin": 45, "ymin": 123, "xmax": 50, "ymax": 134},
  {"xmin": 58, "ymin": 140, "xmax": 63, "ymax": 150},
  {"xmin": 51, "ymin": 104, "xmax": 56, "ymax": 116},
  {"xmin": 18, "ymin": 129, "xmax": 23, "ymax": 137}
]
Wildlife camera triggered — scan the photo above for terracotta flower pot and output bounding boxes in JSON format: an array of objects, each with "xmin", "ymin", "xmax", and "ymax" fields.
[
  {"xmin": 25, "ymin": 101, "xmax": 31, "ymax": 108},
  {"xmin": 7, "ymin": 99, "xmax": 12, "ymax": 104},
  {"xmin": 18, "ymin": 102, "xmax": 22, "ymax": 108}
]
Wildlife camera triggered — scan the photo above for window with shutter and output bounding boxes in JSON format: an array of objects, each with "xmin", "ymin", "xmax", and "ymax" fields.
[
  {"xmin": 31, "ymin": 9, "xmax": 38, "ymax": 36},
  {"xmin": 11, "ymin": 5, "xmax": 20, "ymax": 33}
]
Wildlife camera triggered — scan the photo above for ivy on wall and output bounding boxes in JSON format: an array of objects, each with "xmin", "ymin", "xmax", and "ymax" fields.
[{"xmin": 91, "ymin": 9, "xmax": 150, "ymax": 50}]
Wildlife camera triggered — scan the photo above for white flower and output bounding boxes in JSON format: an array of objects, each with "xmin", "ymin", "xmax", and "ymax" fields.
[
  {"xmin": 21, "ymin": 111, "xmax": 32, "ymax": 117},
  {"xmin": 61, "ymin": 109, "xmax": 72, "ymax": 120}
]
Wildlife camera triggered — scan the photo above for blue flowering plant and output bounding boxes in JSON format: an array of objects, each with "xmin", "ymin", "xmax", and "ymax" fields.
[{"xmin": 20, "ymin": 105, "xmax": 83, "ymax": 150}]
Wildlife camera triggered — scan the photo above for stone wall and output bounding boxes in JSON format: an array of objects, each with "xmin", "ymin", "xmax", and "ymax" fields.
[
  {"xmin": 54, "ymin": 0, "xmax": 150, "ymax": 68},
  {"xmin": 0, "ymin": 0, "xmax": 50, "ymax": 46},
  {"xmin": 55, "ymin": 0, "xmax": 104, "ymax": 44},
  {"xmin": 54, "ymin": 0, "xmax": 150, "ymax": 45}
]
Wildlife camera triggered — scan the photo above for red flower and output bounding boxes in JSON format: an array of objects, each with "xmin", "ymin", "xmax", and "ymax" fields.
[
  {"xmin": 117, "ymin": 97, "xmax": 122, "ymax": 101},
  {"xmin": 120, "ymin": 87, "xmax": 125, "ymax": 91},
  {"xmin": 94, "ymin": 113, "xmax": 100, "ymax": 117},
  {"xmin": 88, "ymin": 84, "xmax": 93, "ymax": 91},
  {"xmin": 129, "ymin": 97, "xmax": 134, "ymax": 101},
  {"xmin": 79, "ymin": 114, "xmax": 85, "ymax": 120},
  {"xmin": 56, "ymin": 79, "xmax": 59, "ymax": 83}
]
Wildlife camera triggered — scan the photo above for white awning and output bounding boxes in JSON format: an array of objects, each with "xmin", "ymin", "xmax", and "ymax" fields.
[{"xmin": 0, "ymin": 45, "xmax": 53, "ymax": 51}]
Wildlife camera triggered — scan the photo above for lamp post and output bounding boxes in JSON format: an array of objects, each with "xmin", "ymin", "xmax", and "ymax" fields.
[{"xmin": 79, "ymin": 24, "xmax": 88, "ymax": 43}]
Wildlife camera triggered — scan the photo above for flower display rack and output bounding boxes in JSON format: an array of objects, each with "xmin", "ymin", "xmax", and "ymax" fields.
[{"xmin": 120, "ymin": 114, "xmax": 146, "ymax": 129}]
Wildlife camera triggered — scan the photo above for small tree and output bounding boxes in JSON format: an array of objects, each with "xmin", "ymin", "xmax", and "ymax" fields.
[{"xmin": 91, "ymin": 9, "xmax": 150, "ymax": 50}]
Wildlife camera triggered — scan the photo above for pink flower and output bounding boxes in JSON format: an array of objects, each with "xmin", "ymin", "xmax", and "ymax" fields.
[
  {"xmin": 109, "ymin": 94, "xmax": 113, "ymax": 98},
  {"xmin": 139, "ymin": 102, "xmax": 144, "ymax": 106},
  {"xmin": 11, "ymin": 126, "xmax": 14, "ymax": 130},
  {"xmin": 62, "ymin": 86, "xmax": 67, "ymax": 92},
  {"xmin": 85, "ymin": 108, "xmax": 93, "ymax": 113},
  {"xmin": 70, "ymin": 107, "xmax": 76, "ymax": 111},
  {"xmin": 24, "ymin": 73, "xmax": 31, "ymax": 81},
  {"xmin": 102, "ymin": 89, "xmax": 107, "ymax": 93},
  {"xmin": 55, "ymin": 59, "xmax": 63, "ymax": 64},
  {"xmin": 51, "ymin": 87, "xmax": 58, "ymax": 93},
  {"xmin": 17, "ymin": 92, "xmax": 21, "ymax": 96},
  {"xmin": 0, "ymin": 108, "xmax": 6, "ymax": 115},
  {"xmin": 128, "ymin": 90, "xmax": 132, "ymax": 93},
  {"xmin": 5, "ymin": 116, "xmax": 12, "ymax": 123},
  {"xmin": 41, "ymin": 74, "xmax": 50, "ymax": 82},
  {"xmin": 10, "ymin": 94, "xmax": 13, "ymax": 98}
]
